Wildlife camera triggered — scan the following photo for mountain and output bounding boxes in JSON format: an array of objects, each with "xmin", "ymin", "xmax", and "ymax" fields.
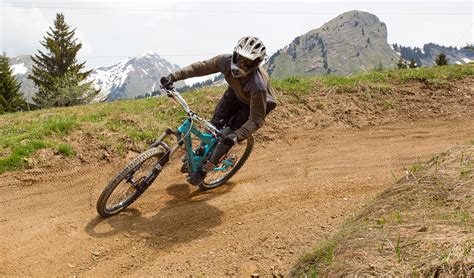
[
  {"xmin": 9, "ymin": 52, "xmax": 184, "ymax": 103},
  {"xmin": 265, "ymin": 10, "xmax": 399, "ymax": 79},
  {"xmin": 9, "ymin": 55, "xmax": 36, "ymax": 102},
  {"xmin": 88, "ymin": 51, "xmax": 185, "ymax": 101},
  {"xmin": 393, "ymin": 43, "xmax": 474, "ymax": 67}
]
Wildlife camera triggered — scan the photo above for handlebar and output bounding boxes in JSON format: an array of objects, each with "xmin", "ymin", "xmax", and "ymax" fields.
[{"xmin": 161, "ymin": 86, "xmax": 223, "ymax": 137}]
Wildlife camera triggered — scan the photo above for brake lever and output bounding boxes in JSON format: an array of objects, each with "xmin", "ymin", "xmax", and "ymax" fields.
[{"xmin": 160, "ymin": 85, "xmax": 175, "ymax": 97}]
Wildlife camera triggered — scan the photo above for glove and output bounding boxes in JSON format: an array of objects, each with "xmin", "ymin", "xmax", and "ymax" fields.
[
  {"xmin": 160, "ymin": 74, "xmax": 175, "ymax": 89},
  {"xmin": 221, "ymin": 132, "xmax": 238, "ymax": 147}
]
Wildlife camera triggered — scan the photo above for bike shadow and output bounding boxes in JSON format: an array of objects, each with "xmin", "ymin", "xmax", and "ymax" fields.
[{"xmin": 84, "ymin": 182, "xmax": 236, "ymax": 251}]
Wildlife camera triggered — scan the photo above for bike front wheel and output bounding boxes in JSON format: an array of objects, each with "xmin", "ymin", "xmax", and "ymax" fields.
[
  {"xmin": 96, "ymin": 147, "xmax": 165, "ymax": 217},
  {"xmin": 200, "ymin": 135, "xmax": 254, "ymax": 190}
]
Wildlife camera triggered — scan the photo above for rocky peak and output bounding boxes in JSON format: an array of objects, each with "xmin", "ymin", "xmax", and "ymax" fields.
[{"xmin": 266, "ymin": 10, "xmax": 399, "ymax": 78}]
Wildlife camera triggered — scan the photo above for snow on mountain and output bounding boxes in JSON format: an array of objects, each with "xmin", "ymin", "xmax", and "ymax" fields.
[
  {"xmin": 88, "ymin": 51, "xmax": 185, "ymax": 101},
  {"xmin": 8, "ymin": 55, "xmax": 36, "ymax": 102},
  {"xmin": 11, "ymin": 63, "xmax": 28, "ymax": 75},
  {"xmin": 184, "ymin": 74, "xmax": 219, "ymax": 87}
]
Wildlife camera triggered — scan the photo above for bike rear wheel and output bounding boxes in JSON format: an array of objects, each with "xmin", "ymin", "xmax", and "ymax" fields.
[
  {"xmin": 96, "ymin": 147, "xmax": 165, "ymax": 217},
  {"xmin": 199, "ymin": 135, "xmax": 254, "ymax": 190}
]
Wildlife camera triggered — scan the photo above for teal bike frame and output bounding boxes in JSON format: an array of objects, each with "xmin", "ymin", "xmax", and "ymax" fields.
[{"xmin": 149, "ymin": 87, "xmax": 234, "ymax": 177}]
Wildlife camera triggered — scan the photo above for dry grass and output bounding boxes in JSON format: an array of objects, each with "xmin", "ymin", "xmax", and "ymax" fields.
[{"xmin": 292, "ymin": 145, "xmax": 473, "ymax": 277}]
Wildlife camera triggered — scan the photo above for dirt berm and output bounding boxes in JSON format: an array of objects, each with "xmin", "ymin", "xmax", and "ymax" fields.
[
  {"xmin": 0, "ymin": 70, "xmax": 473, "ymax": 276},
  {"xmin": 292, "ymin": 145, "xmax": 473, "ymax": 277}
]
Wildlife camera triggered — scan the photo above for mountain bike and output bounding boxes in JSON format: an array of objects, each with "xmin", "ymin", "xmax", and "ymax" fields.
[{"xmin": 96, "ymin": 86, "xmax": 254, "ymax": 217}]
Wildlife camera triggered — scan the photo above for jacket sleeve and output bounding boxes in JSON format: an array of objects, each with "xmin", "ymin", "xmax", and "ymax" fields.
[
  {"xmin": 171, "ymin": 55, "xmax": 225, "ymax": 81},
  {"xmin": 234, "ymin": 90, "xmax": 267, "ymax": 140}
]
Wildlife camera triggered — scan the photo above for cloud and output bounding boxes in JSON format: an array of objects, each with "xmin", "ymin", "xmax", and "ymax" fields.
[{"xmin": 1, "ymin": 7, "xmax": 51, "ymax": 56}]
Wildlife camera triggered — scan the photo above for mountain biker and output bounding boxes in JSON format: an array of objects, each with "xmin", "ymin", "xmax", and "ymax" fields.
[{"xmin": 160, "ymin": 36, "xmax": 277, "ymax": 186}]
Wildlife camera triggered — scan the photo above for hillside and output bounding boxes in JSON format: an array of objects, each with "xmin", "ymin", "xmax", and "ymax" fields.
[
  {"xmin": 266, "ymin": 10, "xmax": 399, "ymax": 79},
  {"xmin": 395, "ymin": 43, "xmax": 474, "ymax": 67},
  {"xmin": 0, "ymin": 64, "xmax": 473, "ymax": 276},
  {"xmin": 0, "ymin": 64, "xmax": 473, "ymax": 175},
  {"xmin": 292, "ymin": 145, "xmax": 473, "ymax": 276}
]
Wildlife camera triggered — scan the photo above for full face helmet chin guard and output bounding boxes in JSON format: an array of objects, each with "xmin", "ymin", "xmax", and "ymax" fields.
[{"xmin": 231, "ymin": 36, "xmax": 266, "ymax": 78}]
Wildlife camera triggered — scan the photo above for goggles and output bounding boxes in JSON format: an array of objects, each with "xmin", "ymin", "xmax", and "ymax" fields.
[{"xmin": 232, "ymin": 52, "xmax": 261, "ymax": 71}]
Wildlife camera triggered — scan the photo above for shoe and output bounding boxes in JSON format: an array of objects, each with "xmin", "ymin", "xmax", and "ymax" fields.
[
  {"xmin": 186, "ymin": 168, "xmax": 207, "ymax": 186},
  {"xmin": 180, "ymin": 156, "xmax": 188, "ymax": 173}
]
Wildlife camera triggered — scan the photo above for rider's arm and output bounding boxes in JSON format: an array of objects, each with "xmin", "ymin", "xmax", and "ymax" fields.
[{"xmin": 171, "ymin": 55, "xmax": 226, "ymax": 81}]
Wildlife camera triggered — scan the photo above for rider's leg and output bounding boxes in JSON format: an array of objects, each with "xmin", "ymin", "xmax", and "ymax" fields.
[
  {"xmin": 206, "ymin": 127, "xmax": 235, "ymax": 166},
  {"xmin": 187, "ymin": 89, "xmax": 243, "ymax": 186},
  {"xmin": 203, "ymin": 107, "xmax": 250, "ymax": 170},
  {"xmin": 210, "ymin": 88, "xmax": 244, "ymax": 129}
]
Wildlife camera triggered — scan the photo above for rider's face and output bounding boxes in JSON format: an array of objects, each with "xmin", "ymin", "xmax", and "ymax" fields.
[{"xmin": 232, "ymin": 53, "xmax": 260, "ymax": 71}]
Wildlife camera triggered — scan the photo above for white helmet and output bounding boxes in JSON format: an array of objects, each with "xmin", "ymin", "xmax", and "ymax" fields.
[{"xmin": 231, "ymin": 36, "xmax": 266, "ymax": 78}]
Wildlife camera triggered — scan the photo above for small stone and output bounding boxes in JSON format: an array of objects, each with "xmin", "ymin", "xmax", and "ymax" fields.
[
  {"xmin": 417, "ymin": 226, "xmax": 428, "ymax": 232},
  {"xmin": 251, "ymin": 273, "xmax": 260, "ymax": 278},
  {"xmin": 236, "ymin": 221, "xmax": 243, "ymax": 225},
  {"xmin": 139, "ymin": 232, "xmax": 152, "ymax": 239},
  {"xmin": 67, "ymin": 263, "xmax": 76, "ymax": 268},
  {"xmin": 92, "ymin": 251, "xmax": 100, "ymax": 256}
]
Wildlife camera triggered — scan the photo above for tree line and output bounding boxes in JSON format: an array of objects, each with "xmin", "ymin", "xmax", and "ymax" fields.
[{"xmin": 1, "ymin": 13, "xmax": 97, "ymax": 114}]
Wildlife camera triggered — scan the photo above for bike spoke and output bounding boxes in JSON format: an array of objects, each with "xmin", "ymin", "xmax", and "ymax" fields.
[{"xmin": 105, "ymin": 156, "xmax": 160, "ymax": 211}]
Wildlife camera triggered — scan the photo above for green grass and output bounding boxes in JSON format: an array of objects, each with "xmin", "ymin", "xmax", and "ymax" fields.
[
  {"xmin": 0, "ymin": 64, "xmax": 472, "ymax": 175},
  {"xmin": 316, "ymin": 64, "xmax": 474, "ymax": 93},
  {"xmin": 273, "ymin": 76, "xmax": 316, "ymax": 95},
  {"xmin": 0, "ymin": 140, "xmax": 49, "ymax": 173},
  {"xmin": 56, "ymin": 143, "xmax": 76, "ymax": 157},
  {"xmin": 383, "ymin": 100, "xmax": 395, "ymax": 109}
]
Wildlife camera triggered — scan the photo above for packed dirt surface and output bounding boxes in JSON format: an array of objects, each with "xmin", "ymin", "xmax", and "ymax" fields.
[{"xmin": 1, "ymin": 113, "xmax": 473, "ymax": 276}]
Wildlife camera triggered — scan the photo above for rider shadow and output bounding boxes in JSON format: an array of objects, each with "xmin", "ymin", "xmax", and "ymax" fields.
[{"xmin": 85, "ymin": 182, "xmax": 236, "ymax": 251}]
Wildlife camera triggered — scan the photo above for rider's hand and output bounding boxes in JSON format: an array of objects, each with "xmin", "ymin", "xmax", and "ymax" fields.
[
  {"xmin": 160, "ymin": 74, "xmax": 175, "ymax": 89},
  {"xmin": 221, "ymin": 132, "xmax": 238, "ymax": 146}
]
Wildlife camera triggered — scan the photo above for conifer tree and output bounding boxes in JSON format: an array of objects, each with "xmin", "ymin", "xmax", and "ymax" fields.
[
  {"xmin": 0, "ymin": 53, "xmax": 26, "ymax": 114},
  {"xmin": 29, "ymin": 13, "xmax": 96, "ymax": 108},
  {"xmin": 435, "ymin": 53, "xmax": 449, "ymax": 66},
  {"xmin": 408, "ymin": 59, "xmax": 417, "ymax": 68},
  {"xmin": 396, "ymin": 57, "xmax": 407, "ymax": 69}
]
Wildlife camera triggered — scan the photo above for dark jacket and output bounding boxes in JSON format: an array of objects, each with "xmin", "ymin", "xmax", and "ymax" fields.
[{"xmin": 171, "ymin": 54, "xmax": 277, "ymax": 139}]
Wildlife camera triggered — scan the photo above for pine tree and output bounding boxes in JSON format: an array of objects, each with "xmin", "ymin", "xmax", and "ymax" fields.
[
  {"xmin": 50, "ymin": 71, "xmax": 98, "ymax": 107},
  {"xmin": 396, "ymin": 57, "xmax": 407, "ymax": 69},
  {"xmin": 435, "ymin": 53, "xmax": 449, "ymax": 66},
  {"xmin": 29, "ymin": 13, "xmax": 94, "ymax": 108},
  {"xmin": 408, "ymin": 59, "xmax": 417, "ymax": 68},
  {"xmin": 0, "ymin": 53, "xmax": 26, "ymax": 114}
]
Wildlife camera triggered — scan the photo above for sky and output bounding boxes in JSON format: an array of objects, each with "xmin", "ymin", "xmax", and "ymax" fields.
[{"xmin": 1, "ymin": 0, "xmax": 473, "ymax": 70}]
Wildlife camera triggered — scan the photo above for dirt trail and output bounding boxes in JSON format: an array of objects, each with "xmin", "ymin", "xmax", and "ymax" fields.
[{"xmin": 1, "ymin": 115, "xmax": 473, "ymax": 276}]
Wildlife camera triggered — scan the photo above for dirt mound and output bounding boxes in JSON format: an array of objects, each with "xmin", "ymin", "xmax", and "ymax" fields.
[
  {"xmin": 292, "ymin": 145, "xmax": 473, "ymax": 276},
  {"xmin": 0, "ymin": 73, "xmax": 473, "ymax": 276},
  {"xmin": 259, "ymin": 76, "xmax": 474, "ymax": 141}
]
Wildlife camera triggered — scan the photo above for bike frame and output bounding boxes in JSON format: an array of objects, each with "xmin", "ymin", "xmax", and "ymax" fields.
[{"xmin": 149, "ymin": 87, "xmax": 232, "ymax": 176}]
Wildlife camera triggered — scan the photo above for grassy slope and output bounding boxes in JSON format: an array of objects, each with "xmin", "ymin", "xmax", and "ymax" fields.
[
  {"xmin": 292, "ymin": 144, "xmax": 473, "ymax": 277},
  {"xmin": 0, "ymin": 64, "xmax": 473, "ymax": 174}
]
